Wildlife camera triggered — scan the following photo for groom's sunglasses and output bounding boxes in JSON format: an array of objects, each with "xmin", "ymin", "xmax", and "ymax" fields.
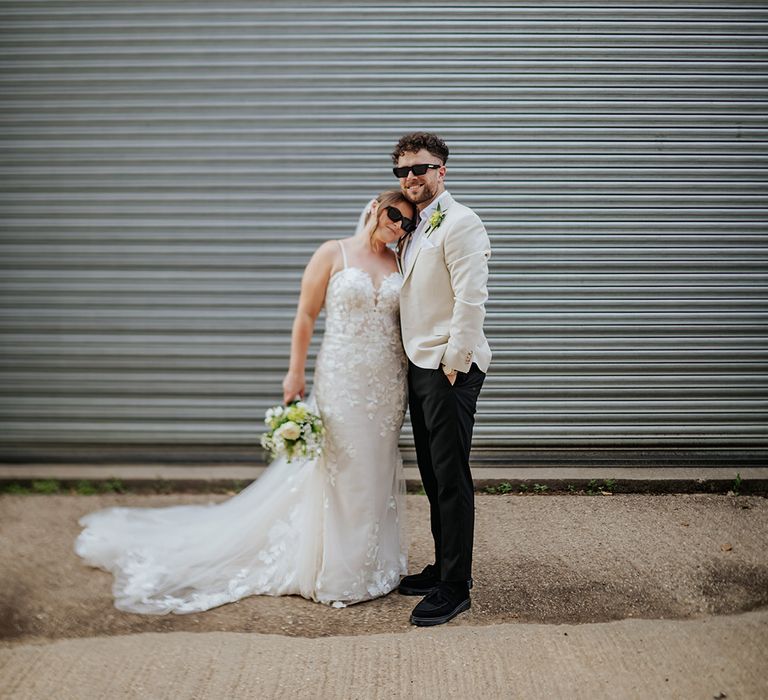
[
  {"xmin": 392, "ymin": 163, "xmax": 441, "ymax": 179},
  {"xmin": 385, "ymin": 206, "xmax": 416, "ymax": 234}
]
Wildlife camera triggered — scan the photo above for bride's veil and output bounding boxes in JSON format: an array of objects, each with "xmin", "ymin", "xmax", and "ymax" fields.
[{"xmin": 353, "ymin": 196, "xmax": 378, "ymax": 240}]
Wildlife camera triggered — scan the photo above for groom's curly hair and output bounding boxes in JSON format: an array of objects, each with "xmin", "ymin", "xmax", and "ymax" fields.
[{"xmin": 391, "ymin": 132, "xmax": 449, "ymax": 165}]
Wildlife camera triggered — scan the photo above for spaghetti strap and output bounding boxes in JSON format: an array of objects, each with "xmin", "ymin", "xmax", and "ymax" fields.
[{"xmin": 337, "ymin": 239, "xmax": 348, "ymax": 269}]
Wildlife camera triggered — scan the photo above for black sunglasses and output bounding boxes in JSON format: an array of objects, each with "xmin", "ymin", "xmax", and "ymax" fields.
[
  {"xmin": 392, "ymin": 163, "xmax": 441, "ymax": 179},
  {"xmin": 385, "ymin": 205, "xmax": 416, "ymax": 234}
]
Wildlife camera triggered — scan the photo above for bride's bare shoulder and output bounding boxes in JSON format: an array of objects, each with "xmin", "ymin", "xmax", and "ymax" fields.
[{"xmin": 305, "ymin": 239, "xmax": 344, "ymax": 276}]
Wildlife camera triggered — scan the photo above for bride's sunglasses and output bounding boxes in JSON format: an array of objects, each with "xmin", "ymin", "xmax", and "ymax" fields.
[
  {"xmin": 392, "ymin": 163, "xmax": 441, "ymax": 179},
  {"xmin": 385, "ymin": 206, "xmax": 416, "ymax": 234}
]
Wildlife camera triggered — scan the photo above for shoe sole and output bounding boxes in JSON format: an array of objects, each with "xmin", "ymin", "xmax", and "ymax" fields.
[
  {"xmin": 398, "ymin": 584, "xmax": 438, "ymax": 596},
  {"xmin": 409, "ymin": 598, "xmax": 471, "ymax": 626}
]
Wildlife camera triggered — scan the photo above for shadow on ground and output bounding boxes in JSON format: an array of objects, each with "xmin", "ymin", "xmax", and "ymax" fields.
[{"xmin": 1, "ymin": 493, "xmax": 767, "ymax": 644}]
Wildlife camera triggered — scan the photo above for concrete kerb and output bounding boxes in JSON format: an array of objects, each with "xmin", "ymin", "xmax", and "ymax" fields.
[{"xmin": 1, "ymin": 465, "xmax": 767, "ymax": 494}]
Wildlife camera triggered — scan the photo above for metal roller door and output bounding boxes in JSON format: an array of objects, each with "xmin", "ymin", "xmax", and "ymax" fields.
[{"xmin": 0, "ymin": 1, "xmax": 766, "ymax": 465}]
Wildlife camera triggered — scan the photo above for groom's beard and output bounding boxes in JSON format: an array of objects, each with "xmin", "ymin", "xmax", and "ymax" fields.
[{"xmin": 402, "ymin": 180, "xmax": 438, "ymax": 206}]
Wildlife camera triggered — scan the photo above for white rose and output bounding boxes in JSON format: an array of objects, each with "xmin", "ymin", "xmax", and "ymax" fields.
[{"xmin": 278, "ymin": 421, "xmax": 301, "ymax": 440}]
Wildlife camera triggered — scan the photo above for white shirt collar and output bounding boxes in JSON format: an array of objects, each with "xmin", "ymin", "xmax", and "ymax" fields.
[
  {"xmin": 403, "ymin": 190, "xmax": 451, "ymax": 270},
  {"xmin": 417, "ymin": 189, "xmax": 451, "ymax": 225}
]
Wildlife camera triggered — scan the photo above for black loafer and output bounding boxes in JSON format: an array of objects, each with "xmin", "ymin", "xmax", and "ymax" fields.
[
  {"xmin": 398, "ymin": 563, "xmax": 440, "ymax": 596},
  {"xmin": 409, "ymin": 582, "xmax": 471, "ymax": 627}
]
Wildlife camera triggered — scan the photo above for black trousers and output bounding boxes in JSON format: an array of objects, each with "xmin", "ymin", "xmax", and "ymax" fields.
[{"xmin": 407, "ymin": 360, "xmax": 485, "ymax": 584}]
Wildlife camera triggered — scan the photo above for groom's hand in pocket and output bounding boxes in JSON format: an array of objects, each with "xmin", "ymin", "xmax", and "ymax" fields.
[{"xmin": 442, "ymin": 364, "xmax": 458, "ymax": 386}]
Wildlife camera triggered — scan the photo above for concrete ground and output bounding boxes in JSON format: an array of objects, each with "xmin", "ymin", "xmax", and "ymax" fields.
[{"xmin": 1, "ymin": 491, "xmax": 767, "ymax": 698}]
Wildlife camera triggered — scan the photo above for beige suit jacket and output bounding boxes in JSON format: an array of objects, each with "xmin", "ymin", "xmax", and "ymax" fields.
[{"xmin": 399, "ymin": 192, "xmax": 491, "ymax": 374}]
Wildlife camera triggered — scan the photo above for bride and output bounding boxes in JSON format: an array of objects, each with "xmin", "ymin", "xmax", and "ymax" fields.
[{"xmin": 74, "ymin": 191, "xmax": 418, "ymax": 614}]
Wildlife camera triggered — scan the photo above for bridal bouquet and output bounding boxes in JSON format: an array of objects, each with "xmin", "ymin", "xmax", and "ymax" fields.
[{"xmin": 260, "ymin": 401, "xmax": 325, "ymax": 463}]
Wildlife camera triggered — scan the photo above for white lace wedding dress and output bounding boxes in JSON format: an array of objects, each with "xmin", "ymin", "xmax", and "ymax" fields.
[{"xmin": 74, "ymin": 241, "xmax": 409, "ymax": 614}]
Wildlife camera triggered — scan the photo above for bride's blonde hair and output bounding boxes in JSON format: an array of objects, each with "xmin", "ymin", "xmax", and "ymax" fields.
[{"xmin": 359, "ymin": 190, "xmax": 416, "ymax": 248}]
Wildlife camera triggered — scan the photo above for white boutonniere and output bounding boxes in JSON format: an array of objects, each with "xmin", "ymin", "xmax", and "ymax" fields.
[{"xmin": 424, "ymin": 203, "xmax": 446, "ymax": 236}]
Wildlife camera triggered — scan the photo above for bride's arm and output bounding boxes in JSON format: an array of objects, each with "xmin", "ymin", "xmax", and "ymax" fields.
[{"xmin": 282, "ymin": 241, "xmax": 337, "ymax": 404}]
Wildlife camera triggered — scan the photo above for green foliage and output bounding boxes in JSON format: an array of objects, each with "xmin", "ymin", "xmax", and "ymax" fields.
[
  {"xmin": 732, "ymin": 472, "xmax": 743, "ymax": 496},
  {"xmin": 75, "ymin": 480, "xmax": 98, "ymax": 495},
  {"xmin": 1, "ymin": 482, "xmax": 30, "ymax": 494},
  {"xmin": 31, "ymin": 479, "xmax": 60, "ymax": 494},
  {"xmin": 484, "ymin": 481, "xmax": 514, "ymax": 495},
  {"xmin": 586, "ymin": 478, "xmax": 617, "ymax": 495},
  {"xmin": 2, "ymin": 478, "xmax": 129, "ymax": 495},
  {"xmin": 98, "ymin": 478, "xmax": 126, "ymax": 494},
  {"xmin": 483, "ymin": 481, "xmax": 555, "ymax": 495}
]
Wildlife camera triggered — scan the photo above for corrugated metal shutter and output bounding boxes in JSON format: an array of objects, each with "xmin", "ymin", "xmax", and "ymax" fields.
[{"xmin": 1, "ymin": 1, "xmax": 766, "ymax": 465}]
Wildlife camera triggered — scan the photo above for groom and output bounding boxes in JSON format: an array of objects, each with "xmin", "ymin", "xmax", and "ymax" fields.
[{"xmin": 393, "ymin": 132, "xmax": 491, "ymax": 626}]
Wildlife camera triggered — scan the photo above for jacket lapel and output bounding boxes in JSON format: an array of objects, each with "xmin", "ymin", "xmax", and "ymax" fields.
[{"xmin": 402, "ymin": 192, "xmax": 454, "ymax": 283}]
